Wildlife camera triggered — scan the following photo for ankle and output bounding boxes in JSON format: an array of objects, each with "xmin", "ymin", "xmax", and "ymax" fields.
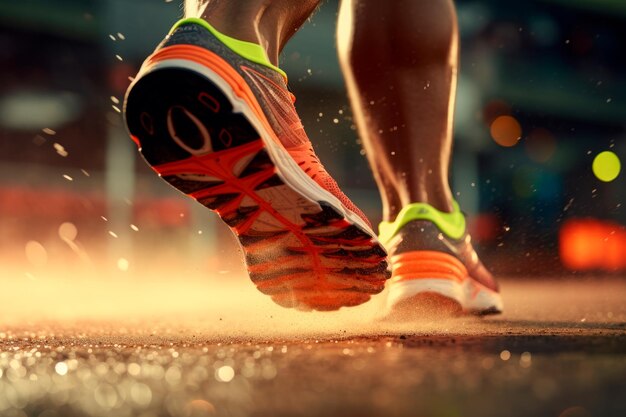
[
  {"xmin": 193, "ymin": 1, "xmax": 278, "ymax": 64},
  {"xmin": 195, "ymin": 0, "xmax": 320, "ymax": 67},
  {"xmin": 383, "ymin": 187, "xmax": 455, "ymax": 221}
]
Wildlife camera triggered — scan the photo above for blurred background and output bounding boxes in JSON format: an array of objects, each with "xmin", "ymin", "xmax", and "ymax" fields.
[{"xmin": 0, "ymin": 0, "xmax": 625, "ymax": 285}]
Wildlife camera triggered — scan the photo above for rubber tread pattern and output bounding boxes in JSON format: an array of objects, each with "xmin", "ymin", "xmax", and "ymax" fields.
[{"xmin": 125, "ymin": 68, "xmax": 390, "ymax": 311}]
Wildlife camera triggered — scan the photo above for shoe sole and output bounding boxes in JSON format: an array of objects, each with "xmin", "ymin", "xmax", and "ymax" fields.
[
  {"xmin": 384, "ymin": 251, "xmax": 503, "ymax": 317},
  {"xmin": 123, "ymin": 46, "xmax": 390, "ymax": 311}
]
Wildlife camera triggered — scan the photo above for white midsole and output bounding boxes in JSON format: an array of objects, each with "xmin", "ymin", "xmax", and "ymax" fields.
[
  {"xmin": 385, "ymin": 277, "xmax": 504, "ymax": 313},
  {"xmin": 129, "ymin": 59, "xmax": 378, "ymax": 239}
]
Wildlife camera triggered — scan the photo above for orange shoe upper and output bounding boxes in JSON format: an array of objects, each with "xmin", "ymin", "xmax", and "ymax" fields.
[{"xmin": 241, "ymin": 66, "xmax": 372, "ymax": 229}]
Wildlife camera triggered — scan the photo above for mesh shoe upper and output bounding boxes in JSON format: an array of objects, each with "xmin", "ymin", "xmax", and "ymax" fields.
[{"xmin": 161, "ymin": 21, "xmax": 371, "ymax": 229}]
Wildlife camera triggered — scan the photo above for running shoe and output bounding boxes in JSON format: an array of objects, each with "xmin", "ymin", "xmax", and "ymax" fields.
[
  {"xmin": 123, "ymin": 18, "xmax": 390, "ymax": 311},
  {"xmin": 379, "ymin": 202, "xmax": 503, "ymax": 317}
]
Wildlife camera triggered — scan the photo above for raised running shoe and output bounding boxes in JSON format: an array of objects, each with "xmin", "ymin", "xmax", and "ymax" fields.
[
  {"xmin": 379, "ymin": 202, "xmax": 503, "ymax": 317},
  {"xmin": 123, "ymin": 18, "xmax": 390, "ymax": 311}
]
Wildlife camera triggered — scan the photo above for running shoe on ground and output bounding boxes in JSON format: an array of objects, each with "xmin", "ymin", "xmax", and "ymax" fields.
[
  {"xmin": 379, "ymin": 201, "xmax": 503, "ymax": 317},
  {"xmin": 123, "ymin": 18, "xmax": 390, "ymax": 311}
]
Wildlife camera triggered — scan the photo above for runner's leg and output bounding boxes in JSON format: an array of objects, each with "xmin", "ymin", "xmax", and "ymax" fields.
[{"xmin": 338, "ymin": 0, "xmax": 458, "ymax": 220}]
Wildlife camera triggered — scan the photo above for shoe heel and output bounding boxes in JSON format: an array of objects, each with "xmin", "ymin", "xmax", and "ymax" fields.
[
  {"xmin": 383, "ymin": 251, "xmax": 467, "ymax": 318},
  {"xmin": 124, "ymin": 65, "xmax": 262, "ymax": 166},
  {"xmin": 391, "ymin": 251, "xmax": 468, "ymax": 283},
  {"xmin": 147, "ymin": 46, "xmax": 270, "ymax": 119}
]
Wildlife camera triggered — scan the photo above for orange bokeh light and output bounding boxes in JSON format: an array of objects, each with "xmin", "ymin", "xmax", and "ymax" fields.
[
  {"xmin": 490, "ymin": 115, "xmax": 522, "ymax": 147},
  {"xmin": 560, "ymin": 219, "xmax": 626, "ymax": 271}
]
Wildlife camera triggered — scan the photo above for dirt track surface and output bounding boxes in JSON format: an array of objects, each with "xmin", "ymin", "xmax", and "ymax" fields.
[{"xmin": 1, "ymin": 279, "xmax": 625, "ymax": 417}]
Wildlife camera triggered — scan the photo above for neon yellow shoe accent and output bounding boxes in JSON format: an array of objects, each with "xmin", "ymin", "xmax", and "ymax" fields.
[
  {"xmin": 378, "ymin": 201, "xmax": 466, "ymax": 244},
  {"xmin": 170, "ymin": 18, "xmax": 287, "ymax": 79}
]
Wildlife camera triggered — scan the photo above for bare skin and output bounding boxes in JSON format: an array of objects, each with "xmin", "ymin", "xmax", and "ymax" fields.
[
  {"xmin": 187, "ymin": 0, "xmax": 457, "ymax": 221},
  {"xmin": 193, "ymin": 0, "xmax": 321, "ymax": 67},
  {"xmin": 338, "ymin": 0, "xmax": 457, "ymax": 219}
]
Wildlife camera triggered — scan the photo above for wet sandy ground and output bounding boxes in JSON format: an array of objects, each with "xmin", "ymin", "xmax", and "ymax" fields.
[{"xmin": 1, "ymin": 278, "xmax": 625, "ymax": 417}]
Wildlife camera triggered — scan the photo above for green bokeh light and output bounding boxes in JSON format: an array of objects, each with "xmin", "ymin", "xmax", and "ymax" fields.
[{"xmin": 592, "ymin": 151, "xmax": 621, "ymax": 182}]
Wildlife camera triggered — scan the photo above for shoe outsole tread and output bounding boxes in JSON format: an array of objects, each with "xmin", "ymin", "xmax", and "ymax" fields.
[{"xmin": 125, "ymin": 67, "xmax": 390, "ymax": 311}]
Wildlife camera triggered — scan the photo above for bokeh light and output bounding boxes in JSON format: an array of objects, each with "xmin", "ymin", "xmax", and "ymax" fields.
[
  {"xmin": 117, "ymin": 258, "xmax": 130, "ymax": 271},
  {"xmin": 512, "ymin": 166, "xmax": 538, "ymax": 198},
  {"xmin": 187, "ymin": 399, "xmax": 217, "ymax": 416},
  {"xmin": 560, "ymin": 219, "xmax": 626, "ymax": 271},
  {"xmin": 55, "ymin": 361, "xmax": 68, "ymax": 376},
  {"xmin": 592, "ymin": 151, "xmax": 621, "ymax": 182},
  {"xmin": 526, "ymin": 128, "xmax": 557, "ymax": 162},
  {"xmin": 215, "ymin": 366, "xmax": 235, "ymax": 382},
  {"xmin": 25, "ymin": 240, "xmax": 47, "ymax": 267},
  {"xmin": 58, "ymin": 222, "xmax": 78, "ymax": 241},
  {"xmin": 490, "ymin": 115, "xmax": 522, "ymax": 147}
]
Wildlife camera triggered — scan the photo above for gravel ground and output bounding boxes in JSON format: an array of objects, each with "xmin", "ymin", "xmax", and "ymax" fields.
[{"xmin": 1, "ymin": 278, "xmax": 625, "ymax": 417}]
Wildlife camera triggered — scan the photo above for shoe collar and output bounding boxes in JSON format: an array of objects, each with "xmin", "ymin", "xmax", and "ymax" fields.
[
  {"xmin": 378, "ymin": 201, "xmax": 466, "ymax": 244},
  {"xmin": 169, "ymin": 17, "xmax": 288, "ymax": 80}
]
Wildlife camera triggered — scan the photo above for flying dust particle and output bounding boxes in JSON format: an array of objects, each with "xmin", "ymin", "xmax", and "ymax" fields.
[{"xmin": 54, "ymin": 143, "xmax": 68, "ymax": 157}]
